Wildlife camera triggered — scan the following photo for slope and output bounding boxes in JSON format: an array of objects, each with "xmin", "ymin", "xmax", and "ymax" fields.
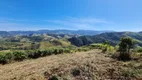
[
  {"xmin": 0, "ymin": 49, "xmax": 136, "ymax": 80},
  {"xmin": 69, "ymin": 32, "xmax": 142, "ymax": 46}
]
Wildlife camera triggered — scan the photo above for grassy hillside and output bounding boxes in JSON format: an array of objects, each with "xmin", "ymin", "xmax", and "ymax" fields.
[
  {"xmin": 0, "ymin": 34, "xmax": 73, "ymax": 51},
  {"xmin": 0, "ymin": 49, "xmax": 141, "ymax": 80},
  {"xmin": 39, "ymin": 40, "xmax": 71, "ymax": 50}
]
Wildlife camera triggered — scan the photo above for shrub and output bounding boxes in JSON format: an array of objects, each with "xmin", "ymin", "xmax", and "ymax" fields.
[
  {"xmin": 13, "ymin": 51, "xmax": 28, "ymax": 61},
  {"xmin": 107, "ymin": 46, "xmax": 115, "ymax": 54},
  {"xmin": 0, "ymin": 46, "xmax": 92, "ymax": 64},
  {"xmin": 41, "ymin": 49, "xmax": 54, "ymax": 56},
  {"xmin": 40, "ymin": 50, "xmax": 51, "ymax": 57},
  {"xmin": 137, "ymin": 48, "xmax": 142, "ymax": 53},
  {"xmin": 52, "ymin": 48, "xmax": 64, "ymax": 55},
  {"xmin": 46, "ymin": 49, "xmax": 54, "ymax": 55},
  {"xmin": 89, "ymin": 44, "xmax": 101, "ymax": 49},
  {"xmin": 56, "ymin": 48, "xmax": 64, "ymax": 54},
  {"xmin": 0, "ymin": 53, "xmax": 8, "ymax": 64},
  {"xmin": 63, "ymin": 48, "xmax": 71, "ymax": 53},
  {"xmin": 0, "ymin": 52, "xmax": 14, "ymax": 64},
  {"xmin": 27, "ymin": 50, "xmax": 42, "ymax": 59}
]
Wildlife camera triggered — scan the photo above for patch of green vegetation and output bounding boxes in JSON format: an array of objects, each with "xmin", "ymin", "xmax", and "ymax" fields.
[
  {"xmin": 0, "ymin": 46, "xmax": 92, "ymax": 64},
  {"xmin": 88, "ymin": 42, "xmax": 115, "ymax": 54}
]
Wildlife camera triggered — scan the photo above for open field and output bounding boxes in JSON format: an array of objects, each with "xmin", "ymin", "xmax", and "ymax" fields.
[{"xmin": 0, "ymin": 49, "xmax": 141, "ymax": 80}]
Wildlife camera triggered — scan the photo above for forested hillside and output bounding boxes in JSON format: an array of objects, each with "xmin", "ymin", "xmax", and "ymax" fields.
[{"xmin": 69, "ymin": 32, "xmax": 142, "ymax": 46}]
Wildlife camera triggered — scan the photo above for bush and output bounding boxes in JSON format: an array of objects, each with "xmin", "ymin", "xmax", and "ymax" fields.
[
  {"xmin": 40, "ymin": 50, "xmax": 51, "ymax": 57},
  {"xmin": 63, "ymin": 48, "xmax": 71, "ymax": 53},
  {"xmin": 13, "ymin": 51, "xmax": 28, "ymax": 61},
  {"xmin": 89, "ymin": 44, "xmax": 101, "ymax": 49},
  {"xmin": 0, "ymin": 46, "xmax": 88, "ymax": 64},
  {"xmin": 0, "ymin": 52, "xmax": 14, "ymax": 64},
  {"xmin": 27, "ymin": 48, "xmax": 65, "ymax": 59},
  {"xmin": 53, "ymin": 48, "xmax": 64, "ymax": 55},
  {"xmin": 27, "ymin": 50, "xmax": 42, "ymax": 59},
  {"xmin": 0, "ymin": 53, "xmax": 8, "ymax": 64},
  {"xmin": 137, "ymin": 48, "xmax": 142, "ymax": 53}
]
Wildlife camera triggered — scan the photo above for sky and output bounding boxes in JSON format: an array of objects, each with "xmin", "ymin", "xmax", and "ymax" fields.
[{"xmin": 0, "ymin": 0, "xmax": 142, "ymax": 31}]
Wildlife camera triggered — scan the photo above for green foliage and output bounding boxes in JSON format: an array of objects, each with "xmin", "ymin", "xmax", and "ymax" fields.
[
  {"xmin": 118, "ymin": 37, "xmax": 134, "ymax": 61},
  {"xmin": 137, "ymin": 48, "xmax": 142, "ymax": 53},
  {"xmin": 119, "ymin": 37, "xmax": 134, "ymax": 54},
  {"xmin": 0, "ymin": 51, "xmax": 28, "ymax": 64},
  {"xmin": 13, "ymin": 51, "xmax": 28, "ymax": 61},
  {"xmin": 0, "ymin": 47, "xmax": 77, "ymax": 64},
  {"xmin": 68, "ymin": 36, "xmax": 93, "ymax": 47},
  {"xmin": 88, "ymin": 43, "xmax": 115, "ymax": 54},
  {"xmin": 27, "ymin": 50, "xmax": 42, "ymax": 59},
  {"xmin": 134, "ymin": 47, "xmax": 142, "ymax": 53},
  {"xmin": 89, "ymin": 44, "xmax": 102, "ymax": 49},
  {"xmin": 63, "ymin": 48, "xmax": 71, "ymax": 53},
  {"xmin": 102, "ymin": 41, "xmax": 110, "ymax": 45},
  {"xmin": 0, "ymin": 41, "xmax": 113, "ymax": 65},
  {"xmin": 0, "ymin": 52, "xmax": 13, "ymax": 64},
  {"xmin": 69, "ymin": 32, "xmax": 142, "ymax": 47}
]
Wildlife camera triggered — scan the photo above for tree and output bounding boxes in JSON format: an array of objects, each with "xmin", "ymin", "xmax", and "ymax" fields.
[
  {"xmin": 118, "ymin": 37, "xmax": 134, "ymax": 60},
  {"xmin": 103, "ymin": 40, "xmax": 110, "ymax": 45}
]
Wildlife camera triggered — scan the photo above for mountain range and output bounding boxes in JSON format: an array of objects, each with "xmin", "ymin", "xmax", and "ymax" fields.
[
  {"xmin": 1, "ymin": 30, "xmax": 142, "ymax": 47},
  {"xmin": 0, "ymin": 30, "xmax": 112, "ymax": 37}
]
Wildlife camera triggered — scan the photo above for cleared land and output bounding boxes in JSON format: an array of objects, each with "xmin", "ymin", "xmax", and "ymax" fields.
[{"xmin": 0, "ymin": 49, "xmax": 139, "ymax": 80}]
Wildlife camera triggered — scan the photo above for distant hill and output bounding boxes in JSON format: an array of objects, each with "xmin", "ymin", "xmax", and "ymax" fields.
[
  {"xmin": 0, "ymin": 30, "xmax": 113, "ymax": 37},
  {"xmin": 0, "ymin": 31, "xmax": 11, "ymax": 37},
  {"xmin": 37, "ymin": 30, "xmax": 113, "ymax": 35},
  {"xmin": 69, "ymin": 32, "xmax": 142, "ymax": 47}
]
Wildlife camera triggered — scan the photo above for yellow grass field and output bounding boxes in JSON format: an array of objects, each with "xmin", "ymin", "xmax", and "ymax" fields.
[{"xmin": 0, "ymin": 49, "xmax": 140, "ymax": 80}]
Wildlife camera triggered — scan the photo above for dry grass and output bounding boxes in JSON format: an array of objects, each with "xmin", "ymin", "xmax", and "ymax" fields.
[{"xmin": 0, "ymin": 49, "xmax": 139, "ymax": 80}]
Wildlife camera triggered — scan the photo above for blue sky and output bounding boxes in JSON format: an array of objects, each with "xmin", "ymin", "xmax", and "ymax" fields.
[{"xmin": 0, "ymin": 0, "xmax": 142, "ymax": 31}]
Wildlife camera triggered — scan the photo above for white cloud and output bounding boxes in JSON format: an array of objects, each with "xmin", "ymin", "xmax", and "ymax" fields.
[
  {"xmin": 0, "ymin": 17, "xmax": 112, "ymax": 31},
  {"xmin": 46, "ymin": 17, "xmax": 111, "ymax": 30}
]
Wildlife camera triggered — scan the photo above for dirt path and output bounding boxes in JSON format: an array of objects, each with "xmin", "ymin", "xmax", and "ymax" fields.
[{"xmin": 0, "ymin": 50, "xmax": 131, "ymax": 80}]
